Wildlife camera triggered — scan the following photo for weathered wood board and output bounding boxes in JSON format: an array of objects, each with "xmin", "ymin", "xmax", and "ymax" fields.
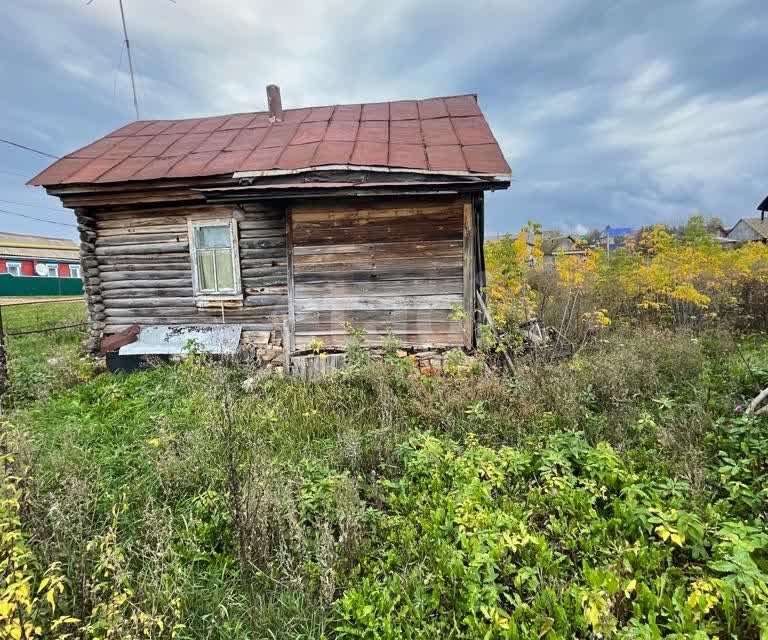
[{"xmin": 290, "ymin": 196, "xmax": 468, "ymax": 350}]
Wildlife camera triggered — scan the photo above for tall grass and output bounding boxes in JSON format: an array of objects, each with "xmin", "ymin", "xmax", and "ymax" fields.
[{"xmin": 3, "ymin": 323, "xmax": 767, "ymax": 637}]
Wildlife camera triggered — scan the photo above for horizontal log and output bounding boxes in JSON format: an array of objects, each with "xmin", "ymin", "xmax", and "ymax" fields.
[
  {"xmin": 295, "ymin": 294, "xmax": 462, "ymax": 312},
  {"xmin": 241, "ymin": 265, "xmax": 287, "ymax": 278},
  {"xmin": 242, "ymin": 275, "xmax": 287, "ymax": 288},
  {"xmin": 239, "ymin": 238, "xmax": 285, "ymax": 250},
  {"xmin": 238, "ymin": 219, "xmax": 286, "ymax": 232},
  {"xmin": 95, "ymin": 204, "xmax": 236, "ymax": 226},
  {"xmin": 238, "ymin": 229, "xmax": 285, "ymax": 240},
  {"xmin": 61, "ymin": 189, "xmax": 207, "ymax": 208},
  {"xmin": 101, "ymin": 270, "xmax": 190, "ymax": 282},
  {"xmin": 104, "ymin": 297, "xmax": 193, "ymax": 308},
  {"xmin": 239, "ymin": 248, "xmax": 287, "ymax": 260},
  {"xmin": 95, "ymin": 242, "xmax": 189, "ymax": 256},
  {"xmin": 96, "ymin": 232, "xmax": 187, "ymax": 246},
  {"xmin": 98, "ymin": 262, "xmax": 191, "ymax": 273},
  {"xmin": 104, "ymin": 304, "xmax": 287, "ymax": 316},
  {"xmin": 241, "ymin": 296, "xmax": 287, "ymax": 306},
  {"xmin": 245, "ymin": 288, "xmax": 287, "ymax": 299},
  {"xmin": 101, "ymin": 274, "xmax": 192, "ymax": 291},
  {"xmin": 103, "ymin": 287, "xmax": 193, "ymax": 297},
  {"xmin": 97, "ymin": 224, "xmax": 187, "ymax": 237}
]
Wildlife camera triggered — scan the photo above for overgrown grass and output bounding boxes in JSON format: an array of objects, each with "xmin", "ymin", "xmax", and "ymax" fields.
[
  {"xmin": 2, "ymin": 323, "xmax": 767, "ymax": 638},
  {"xmin": 1, "ymin": 299, "xmax": 91, "ymax": 406}
]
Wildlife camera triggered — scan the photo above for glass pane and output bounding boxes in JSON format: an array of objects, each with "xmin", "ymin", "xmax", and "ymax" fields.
[
  {"xmin": 214, "ymin": 248, "xmax": 235, "ymax": 290},
  {"xmin": 195, "ymin": 225, "xmax": 231, "ymax": 248},
  {"xmin": 197, "ymin": 251, "xmax": 216, "ymax": 291}
]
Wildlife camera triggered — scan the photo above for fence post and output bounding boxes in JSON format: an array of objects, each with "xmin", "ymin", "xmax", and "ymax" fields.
[{"xmin": 0, "ymin": 305, "xmax": 7, "ymax": 406}]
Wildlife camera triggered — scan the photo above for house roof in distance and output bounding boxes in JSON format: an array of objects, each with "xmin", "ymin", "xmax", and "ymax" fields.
[
  {"xmin": 0, "ymin": 231, "xmax": 79, "ymax": 260},
  {"xmin": 602, "ymin": 226, "xmax": 633, "ymax": 238},
  {"xmin": 28, "ymin": 93, "xmax": 512, "ymax": 187},
  {"xmin": 758, "ymin": 195, "xmax": 768, "ymax": 211},
  {"xmin": 739, "ymin": 217, "xmax": 768, "ymax": 239}
]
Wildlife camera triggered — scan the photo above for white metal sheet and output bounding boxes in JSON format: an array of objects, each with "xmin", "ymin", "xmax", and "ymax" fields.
[{"xmin": 119, "ymin": 325, "xmax": 242, "ymax": 356}]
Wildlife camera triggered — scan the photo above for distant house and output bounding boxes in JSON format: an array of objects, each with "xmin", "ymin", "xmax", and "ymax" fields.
[
  {"xmin": 599, "ymin": 226, "xmax": 633, "ymax": 250},
  {"xmin": 728, "ymin": 218, "xmax": 768, "ymax": 243},
  {"xmin": 541, "ymin": 233, "xmax": 584, "ymax": 263},
  {"xmin": 727, "ymin": 197, "xmax": 768, "ymax": 243},
  {"xmin": 0, "ymin": 232, "xmax": 83, "ymax": 296}
]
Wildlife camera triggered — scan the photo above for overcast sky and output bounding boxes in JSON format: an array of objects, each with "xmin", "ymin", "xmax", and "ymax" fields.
[{"xmin": 1, "ymin": 0, "xmax": 767, "ymax": 240}]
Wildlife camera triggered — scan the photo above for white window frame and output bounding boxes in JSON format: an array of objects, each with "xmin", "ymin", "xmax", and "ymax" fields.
[
  {"xmin": 6, "ymin": 262, "xmax": 21, "ymax": 277},
  {"xmin": 69, "ymin": 264, "xmax": 81, "ymax": 279},
  {"xmin": 187, "ymin": 217, "xmax": 242, "ymax": 300},
  {"xmin": 46, "ymin": 263, "xmax": 59, "ymax": 278}
]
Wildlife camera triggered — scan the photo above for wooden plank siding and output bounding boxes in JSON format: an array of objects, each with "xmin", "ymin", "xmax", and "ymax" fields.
[
  {"xmin": 290, "ymin": 195, "xmax": 468, "ymax": 349},
  {"xmin": 91, "ymin": 202, "xmax": 288, "ymax": 338}
]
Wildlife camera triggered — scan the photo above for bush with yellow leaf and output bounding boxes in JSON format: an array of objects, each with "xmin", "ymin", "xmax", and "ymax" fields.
[
  {"xmin": 0, "ymin": 429, "xmax": 78, "ymax": 639},
  {"xmin": 486, "ymin": 216, "xmax": 768, "ymax": 344}
]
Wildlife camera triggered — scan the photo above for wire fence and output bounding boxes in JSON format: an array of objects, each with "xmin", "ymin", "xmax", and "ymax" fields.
[{"xmin": 0, "ymin": 297, "xmax": 87, "ymax": 403}]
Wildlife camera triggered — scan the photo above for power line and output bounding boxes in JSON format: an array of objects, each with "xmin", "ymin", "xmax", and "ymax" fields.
[
  {"xmin": 0, "ymin": 208, "xmax": 76, "ymax": 228},
  {"xmin": 0, "ymin": 169, "xmax": 29, "ymax": 179},
  {"xmin": 89, "ymin": 0, "xmax": 140, "ymax": 119},
  {"xmin": 0, "ymin": 199, "xmax": 65, "ymax": 212},
  {"xmin": 119, "ymin": 0, "xmax": 140, "ymax": 120},
  {"xmin": 0, "ymin": 138, "xmax": 60, "ymax": 160}
]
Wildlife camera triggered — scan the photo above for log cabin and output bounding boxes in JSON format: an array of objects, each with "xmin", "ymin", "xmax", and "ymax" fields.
[{"xmin": 28, "ymin": 87, "xmax": 511, "ymax": 366}]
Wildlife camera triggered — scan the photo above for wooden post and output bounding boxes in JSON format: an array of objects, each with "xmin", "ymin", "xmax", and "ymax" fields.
[{"xmin": 462, "ymin": 198, "xmax": 475, "ymax": 350}]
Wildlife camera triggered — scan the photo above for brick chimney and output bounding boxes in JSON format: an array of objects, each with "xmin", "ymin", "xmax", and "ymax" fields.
[{"xmin": 266, "ymin": 85, "xmax": 283, "ymax": 122}]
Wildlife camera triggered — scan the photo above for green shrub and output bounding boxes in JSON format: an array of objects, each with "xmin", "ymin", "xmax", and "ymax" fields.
[{"xmin": 335, "ymin": 424, "xmax": 768, "ymax": 639}]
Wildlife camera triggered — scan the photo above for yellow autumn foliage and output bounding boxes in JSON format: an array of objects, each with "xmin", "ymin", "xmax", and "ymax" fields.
[{"xmin": 485, "ymin": 216, "xmax": 768, "ymax": 335}]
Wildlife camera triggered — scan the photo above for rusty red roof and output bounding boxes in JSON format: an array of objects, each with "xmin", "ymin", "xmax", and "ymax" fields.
[{"xmin": 29, "ymin": 94, "xmax": 511, "ymax": 187}]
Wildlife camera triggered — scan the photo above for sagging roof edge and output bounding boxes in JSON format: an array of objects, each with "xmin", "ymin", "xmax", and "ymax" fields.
[{"xmin": 233, "ymin": 164, "xmax": 512, "ymax": 180}]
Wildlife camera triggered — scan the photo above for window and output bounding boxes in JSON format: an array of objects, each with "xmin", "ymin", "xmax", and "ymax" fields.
[
  {"xmin": 69, "ymin": 264, "xmax": 81, "ymax": 279},
  {"xmin": 188, "ymin": 219, "xmax": 241, "ymax": 298},
  {"xmin": 46, "ymin": 264, "xmax": 59, "ymax": 277},
  {"xmin": 6, "ymin": 262, "xmax": 21, "ymax": 277}
]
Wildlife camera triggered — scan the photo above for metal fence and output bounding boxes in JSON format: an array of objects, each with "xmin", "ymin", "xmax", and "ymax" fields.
[{"xmin": 0, "ymin": 297, "xmax": 87, "ymax": 403}]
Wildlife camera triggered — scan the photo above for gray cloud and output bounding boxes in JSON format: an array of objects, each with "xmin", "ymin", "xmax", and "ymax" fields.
[{"xmin": 1, "ymin": 0, "xmax": 766, "ymax": 239}]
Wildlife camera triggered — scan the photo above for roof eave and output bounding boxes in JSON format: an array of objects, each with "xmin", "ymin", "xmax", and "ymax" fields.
[{"xmin": 232, "ymin": 164, "xmax": 512, "ymax": 180}]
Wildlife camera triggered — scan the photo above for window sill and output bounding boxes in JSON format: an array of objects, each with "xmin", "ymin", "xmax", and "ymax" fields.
[{"xmin": 194, "ymin": 294, "xmax": 244, "ymax": 309}]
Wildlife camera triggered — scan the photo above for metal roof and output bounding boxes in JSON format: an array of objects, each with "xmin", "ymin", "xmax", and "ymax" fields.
[
  {"xmin": 29, "ymin": 94, "xmax": 511, "ymax": 187},
  {"xmin": 0, "ymin": 232, "xmax": 79, "ymax": 260},
  {"xmin": 602, "ymin": 226, "xmax": 634, "ymax": 238}
]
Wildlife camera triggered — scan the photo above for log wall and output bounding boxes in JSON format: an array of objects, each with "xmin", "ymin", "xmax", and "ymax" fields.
[
  {"xmin": 88, "ymin": 202, "xmax": 288, "ymax": 345},
  {"xmin": 289, "ymin": 195, "xmax": 468, "ymax": 349}
]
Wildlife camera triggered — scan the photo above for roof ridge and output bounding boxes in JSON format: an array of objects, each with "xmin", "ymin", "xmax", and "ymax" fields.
[{"xmin": 105, "ymin": 94, "xmax": 481, "ymax": 131}]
